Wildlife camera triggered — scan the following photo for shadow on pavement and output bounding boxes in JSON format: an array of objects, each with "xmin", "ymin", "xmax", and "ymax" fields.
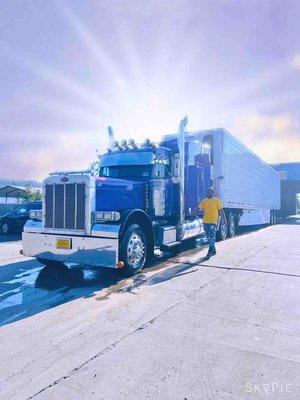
[
  {"xmin": 0, "ymin": 240, "xmax": 200, "ymax": 327},
  {"xmin": 0, "ymin": 259, "xmax": 124, "ymax": 328}
]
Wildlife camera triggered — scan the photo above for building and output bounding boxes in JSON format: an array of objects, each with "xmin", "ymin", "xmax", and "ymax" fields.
[
  {"xmin": 0, "ymin": 185, "xmax": 41, "ymax": 216},
  {"xmin": 271, "ymin": 162, "xmax": 300, "ymax": 217},
  {"xmin": 0, "ymin": 185, "xmax": 27, "ymax": 216}
]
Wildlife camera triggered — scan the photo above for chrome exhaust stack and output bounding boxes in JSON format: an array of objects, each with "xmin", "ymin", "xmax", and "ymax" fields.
[
  {"xmin": 177, "ymin": 116, "xmax": 188, "ymax": 240},
  {"xmin": 176, "ymin": 116, "xmax": 204, "ymax": 241},
  {"xmin": 107, "ymin": 126, "xmax": 115, "ymax": 148}
]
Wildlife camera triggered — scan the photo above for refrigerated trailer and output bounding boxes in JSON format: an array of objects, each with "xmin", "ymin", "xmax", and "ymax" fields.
[{"xmin": 22, "ymin": 118, "xmax": 280, "ymax": 275}]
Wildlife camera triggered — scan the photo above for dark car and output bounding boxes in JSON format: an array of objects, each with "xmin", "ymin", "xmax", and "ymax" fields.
[{"xmin": 0, "ymin": 202, "xmax": 42, "ymax": 234}]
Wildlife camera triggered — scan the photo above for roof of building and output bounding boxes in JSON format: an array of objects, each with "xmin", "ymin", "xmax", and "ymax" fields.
[
  {"xmin": 271, "ymin": 162, "xmax": 300, "ymax": 167},
  {"xmin": 0, "ymin": 185, "xmax": 26, "ymax": 198}
]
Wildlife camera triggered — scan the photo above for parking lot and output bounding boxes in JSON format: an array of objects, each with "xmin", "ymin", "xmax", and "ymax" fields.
[{"xmin": 0, "ymin": 220, "xmax": 299, "ymax": 399}]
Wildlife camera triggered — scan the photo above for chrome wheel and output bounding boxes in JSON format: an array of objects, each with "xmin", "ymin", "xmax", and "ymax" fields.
[
  {"xmin": 127, "ymin": 232, "xmax": 146, "ymax": 269},
  {"xmin": 2, "ymin": 223, "xmax": 9, "ymax": 234}
]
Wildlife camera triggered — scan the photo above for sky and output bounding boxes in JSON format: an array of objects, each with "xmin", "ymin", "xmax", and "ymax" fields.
[{"xmin": 0, "ymin": 0, "xmax": 299, "ymax": 180}]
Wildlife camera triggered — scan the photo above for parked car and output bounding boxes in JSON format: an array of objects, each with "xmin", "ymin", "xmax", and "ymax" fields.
[{"xmin": 0, "ymin": 202, "xmax": 42, "ymax": 234}]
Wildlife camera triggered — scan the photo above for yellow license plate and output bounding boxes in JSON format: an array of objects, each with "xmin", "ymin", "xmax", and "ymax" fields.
[{"xmin": 56, "ymin": 238, "xmax": 72, "ymax": 250}]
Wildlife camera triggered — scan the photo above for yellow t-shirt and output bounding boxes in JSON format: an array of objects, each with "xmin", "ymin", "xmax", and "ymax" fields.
[{"xmin": 199, "ymin": 197, "xmax": 223, "ymax": 225}]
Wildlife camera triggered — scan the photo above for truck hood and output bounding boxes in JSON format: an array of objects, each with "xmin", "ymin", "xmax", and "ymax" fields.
[{"xmin": 95, "ymin": 177, "xmax": 145, "ymax": 211}]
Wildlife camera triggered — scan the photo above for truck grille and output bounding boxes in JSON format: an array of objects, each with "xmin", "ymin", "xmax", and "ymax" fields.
[{"xmin": 45, "ymin": 183, "xmax": 86, "ymax": 230}]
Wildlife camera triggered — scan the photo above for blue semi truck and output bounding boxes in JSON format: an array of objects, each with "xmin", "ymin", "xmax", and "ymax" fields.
[{"xmin": 22, "ymin": 117, "xmax": 280, "ymax": 275}]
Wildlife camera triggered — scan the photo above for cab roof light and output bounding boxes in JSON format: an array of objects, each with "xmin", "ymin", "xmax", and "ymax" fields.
[
  {"xmin": 143, "ymin": 138, "xmax": 156, "ymax": 149},
  {"xmin": 120, "ymin": 140, "xmax": 129, "ymax": 149},
  {"xmin": 128, "ymin": 139, "xmax": 138, "ymax": 149}
]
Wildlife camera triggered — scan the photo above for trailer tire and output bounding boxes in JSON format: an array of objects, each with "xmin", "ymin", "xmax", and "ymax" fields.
[
  {"xmin": 120, "ymin": 224, "xmax": 147, "ymax": 276},
  {"xmin": 227, "ymin": 212, "xmax": 236, "ymax": 237},
  {"xmin": 217, "ymin": 215, "xmax": 228, "ymax": 241}
]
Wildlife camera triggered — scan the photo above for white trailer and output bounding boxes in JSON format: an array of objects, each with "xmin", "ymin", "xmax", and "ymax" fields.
[{"xmin": 180, "ymin": 128, "xmax": 281, "ymax": 237}]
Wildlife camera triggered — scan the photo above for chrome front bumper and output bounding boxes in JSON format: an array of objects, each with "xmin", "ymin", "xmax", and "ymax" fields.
[{"xmin": 22, "ymin": 232, "xmax": 119, "ymax": 268}]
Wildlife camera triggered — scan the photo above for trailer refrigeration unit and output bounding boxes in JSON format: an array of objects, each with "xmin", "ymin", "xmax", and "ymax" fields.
[{"xmin": 22, "ymin": 118, "xmax": 280, "ymax": 275}]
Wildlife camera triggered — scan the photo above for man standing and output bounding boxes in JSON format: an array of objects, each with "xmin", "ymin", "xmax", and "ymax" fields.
[{"xmin": 196, "ymin": 188, "xmax": 226, "ymax": 257}]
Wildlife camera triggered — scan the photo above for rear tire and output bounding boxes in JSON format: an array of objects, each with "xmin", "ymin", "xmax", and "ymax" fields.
[{"xmin": 120, "ymin": 224, "xmax": 147, "ymax": 276}]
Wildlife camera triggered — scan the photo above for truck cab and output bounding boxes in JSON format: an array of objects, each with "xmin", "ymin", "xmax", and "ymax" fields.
[{"xmin": 22, "ymin": 118, "xmax": 207, "ymax": 275}]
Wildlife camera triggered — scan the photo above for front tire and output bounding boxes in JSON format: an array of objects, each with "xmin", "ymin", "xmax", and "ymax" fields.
[{"xmin": 120, "ymin": 224, "xmax": 147, "ymax": 276}]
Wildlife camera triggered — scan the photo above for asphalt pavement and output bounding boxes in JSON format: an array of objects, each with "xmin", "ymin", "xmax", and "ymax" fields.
[{"xmin": 0, "ymin": 220, "xmax": 299, "ymax": 399}]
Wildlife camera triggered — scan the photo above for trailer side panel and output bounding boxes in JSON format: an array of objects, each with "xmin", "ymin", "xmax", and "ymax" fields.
[{"xmin": 219, "ymin": 130, "xmax": 280, "ymax": 210}]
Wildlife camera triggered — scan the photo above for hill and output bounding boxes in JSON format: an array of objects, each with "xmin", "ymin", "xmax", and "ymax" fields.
[{"xmin": 0, "ymin": 179, "xmax": 42, "ymax": 188}]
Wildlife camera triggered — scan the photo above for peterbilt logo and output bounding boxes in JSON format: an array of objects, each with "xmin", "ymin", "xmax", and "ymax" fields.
[{"xmin": 61, "ymin": 176, "xmax": 69, "ymax": 182}]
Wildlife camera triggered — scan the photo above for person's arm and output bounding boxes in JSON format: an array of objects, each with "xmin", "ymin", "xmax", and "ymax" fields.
[
  {"xmin": 219, "ymin": 208, "xmax": 226, "ymax": 219},
  {"xmin": 193, "ymin": 200, "xmax": 204, "ymax": 216}
]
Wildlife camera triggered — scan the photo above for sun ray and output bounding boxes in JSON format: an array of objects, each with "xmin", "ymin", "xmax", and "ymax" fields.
[
  {"xmin": 111, "ymin": 14, "xmax": 147, "ymax": 97},
  {"xmin": 24, "ymin": 96, "xmax": 103, "ymax": 127},
  {"xmin": 54, "ymin": 0, "xmax": 126, "ymax": 89},
  {"xmin": 1, "ymin": 44, "xmax": 110, "ymax": 113}
]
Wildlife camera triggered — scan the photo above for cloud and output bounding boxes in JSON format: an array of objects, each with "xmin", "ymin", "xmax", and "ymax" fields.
[
  {"xmin": 230, "ymin": 113, "xmax": 300, "ymax": 163},
  {"xmin": 0, "ymin": 130, "xmax": 103, "ymax": 181},
  {"xmin": 290, "ymin": 54, "xmax": 300, "ymax": 70}
]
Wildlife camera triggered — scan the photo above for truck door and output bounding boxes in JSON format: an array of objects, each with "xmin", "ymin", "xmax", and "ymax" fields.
[
  {"xmin": 195, "ymin": 153, "xmax": 211, "ymax": 203},
  {"xmin": 185, "ymin": 154, "xmax": 210, "ymax": 216}
]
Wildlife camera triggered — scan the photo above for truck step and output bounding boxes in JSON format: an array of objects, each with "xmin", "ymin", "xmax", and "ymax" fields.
[{"xmin": 161, "ymin": 241, "xmax": 181, "ymax": 248}]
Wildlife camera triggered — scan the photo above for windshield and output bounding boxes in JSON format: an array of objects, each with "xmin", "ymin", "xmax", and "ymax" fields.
[
  {"xmin": 15, "ymin": 205, "xmax": 28, "ymax": 214},
  {"xmin": 100, "ymin": 165, "xmax": 152, "ymax": 179}
]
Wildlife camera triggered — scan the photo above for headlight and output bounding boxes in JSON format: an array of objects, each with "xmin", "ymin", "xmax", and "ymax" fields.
[
  {"xmin": 92, "ymin": 211, "xmax": 121, "ymax": 222},
  {"xmin": 29, "ymin": 210, "xmax": 42, "ymax": 220}
]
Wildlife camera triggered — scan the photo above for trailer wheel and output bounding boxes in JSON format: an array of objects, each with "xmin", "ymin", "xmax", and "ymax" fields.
[
  {"xmin": 120, "ymin": 224, "xmax": 147, "ymax": 276},
  {"xmin": 227, "ymin": 212, "xmax": 236, "ymax": 237},
  {"xmin": 217, "ymin": 215, "xmax": 228, "ymax": 241}
]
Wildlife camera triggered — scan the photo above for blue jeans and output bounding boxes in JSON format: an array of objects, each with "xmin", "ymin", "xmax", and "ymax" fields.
[{"xmin": 203, "ymin": 223, "xmax": 217, "ymax": 254}]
